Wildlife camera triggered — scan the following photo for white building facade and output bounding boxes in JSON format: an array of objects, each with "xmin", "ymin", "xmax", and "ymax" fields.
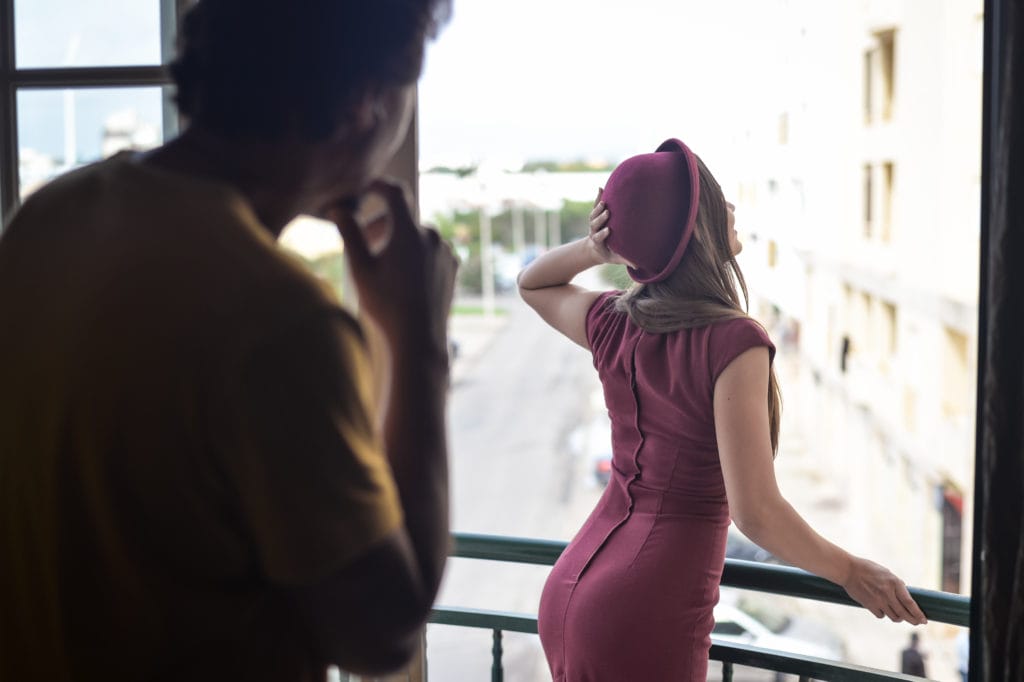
[{"xmin": 734, "ymin": 0, "xmax": 983, "ymax": 596}]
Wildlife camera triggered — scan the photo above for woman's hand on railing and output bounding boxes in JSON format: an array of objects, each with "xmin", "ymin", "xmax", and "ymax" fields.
[{"xmin": 841, "ymin": 556, "xmax": 928, "ymax": 625}]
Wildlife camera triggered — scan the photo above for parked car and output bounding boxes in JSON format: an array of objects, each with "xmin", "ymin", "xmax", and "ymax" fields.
[
  {"xmin": 712, "ymin": 600, "xmax": 847, "ymax": 663},
  {"xmin": 593, "ymin": 454, "xmax": 612, "ymax": 486},
  {"xmin": 567, "ymin": 413, "xmax": 614, "ymax": 488},
  {"xmin": 726, "ymin": 524, "xmax": 782, "ymax": 564}
]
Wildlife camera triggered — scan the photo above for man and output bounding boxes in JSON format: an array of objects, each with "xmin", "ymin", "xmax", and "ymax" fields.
[
  {"xmin": 900, "ymin": 632, "xmax": 928, "ymax": 676},
  {"xmin": 0, "ymin": 1, "xmax": 454, "ymax": 680}
]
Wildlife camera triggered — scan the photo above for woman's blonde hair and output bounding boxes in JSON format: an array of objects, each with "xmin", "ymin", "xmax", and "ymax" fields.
[{"xmin": 613, "ymin": 156, "xmax": 783, "ymax": 455}]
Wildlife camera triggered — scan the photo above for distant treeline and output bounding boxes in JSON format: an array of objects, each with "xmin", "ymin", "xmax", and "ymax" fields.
[{"xmin": 426, "ymin": 159, "xmax": 616, "ymax": 176}]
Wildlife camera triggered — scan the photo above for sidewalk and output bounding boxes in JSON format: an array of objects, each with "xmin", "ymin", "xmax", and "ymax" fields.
[{"xmin": 448, "ymin": 297, "xmax": 512, "ymax": 386}]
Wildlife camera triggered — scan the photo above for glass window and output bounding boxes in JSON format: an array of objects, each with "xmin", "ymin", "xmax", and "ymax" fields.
[
  {"xmin": 419, "ymin": 1, "xmax": 981, "ymax": 678},
  {"xmin": 17, "ymin": 87, "xmax": 165, "ymax": 198},
  {"xmin": 14, "ymin": 0, "xmax": 163, "ymax": 68}
]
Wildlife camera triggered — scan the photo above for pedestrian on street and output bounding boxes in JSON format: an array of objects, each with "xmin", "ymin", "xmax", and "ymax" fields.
[
  {"xmin": 900, "ymin": 632, "xmax": 928, "ymax": 676},
  {"xmin": 518, "ymin": 138, "xmax": 928, "ymax": 680},
  {"xmin": 0, "ymin": 1, "xmax": 455, "ymax": 680}
]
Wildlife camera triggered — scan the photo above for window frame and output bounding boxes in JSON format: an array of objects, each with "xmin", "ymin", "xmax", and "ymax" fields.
[
  {"xmin": 0, "ymin": 0, "xmax": 184, "ymax": 221},
  {"xmin": 1, "ymin": 0, "xmax": 1018, "ymax": 676}
]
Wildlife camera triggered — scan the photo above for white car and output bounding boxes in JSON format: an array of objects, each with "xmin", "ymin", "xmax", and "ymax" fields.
[{"xmin": 712, "ymin": 602, "xmax": 846, "ymax": 662}]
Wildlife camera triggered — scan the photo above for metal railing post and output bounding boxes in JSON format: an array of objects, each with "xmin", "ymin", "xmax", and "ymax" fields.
[{"xmin": 491, "ymin": 628, "xmax": 504, "ymax": 682}]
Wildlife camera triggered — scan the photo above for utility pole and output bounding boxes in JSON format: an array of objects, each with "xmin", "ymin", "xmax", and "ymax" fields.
[
  {"xmin": 533, "ymin": 207, "xmax": 546, "ymax": 251},
  {"xmin": 479, "ymin": 206, "xmax": 495, "ymax": 318},
  {"xmin": 548, "ymin": 206, "xmax": 561, "ymax": 249},
  {"xmin": 512, "ymin": 203, "xmax": 525, "ymax": 260}
]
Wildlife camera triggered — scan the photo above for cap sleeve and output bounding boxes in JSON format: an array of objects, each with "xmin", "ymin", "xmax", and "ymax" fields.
[
  {"xmin": 708, "ymin": 317, "xmax": 776, "ymax": 384},
  {"xmin": 585, "ymin": 290, "xmax": 623, "ymax": 363}
]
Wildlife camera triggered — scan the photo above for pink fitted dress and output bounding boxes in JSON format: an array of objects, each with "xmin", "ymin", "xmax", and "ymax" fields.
[{"xmin": 537, "ymin": 292, "xmax": 775, "ymax": 681}]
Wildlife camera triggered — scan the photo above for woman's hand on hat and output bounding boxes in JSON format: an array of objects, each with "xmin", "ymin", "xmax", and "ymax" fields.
[{"xmin": 588, "ymin": 188, "xmax": 635, "ymax": 268}]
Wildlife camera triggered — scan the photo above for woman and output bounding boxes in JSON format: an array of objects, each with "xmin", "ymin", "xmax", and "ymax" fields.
[{"xmin": 518, "ymin": 138, "xmax": 926, "ymax": 681}]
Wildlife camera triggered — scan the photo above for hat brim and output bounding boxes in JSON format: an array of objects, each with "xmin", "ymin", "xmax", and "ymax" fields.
[{"xmin": 623, "ymin": 138, "xmax": 701, "ymax": 283}]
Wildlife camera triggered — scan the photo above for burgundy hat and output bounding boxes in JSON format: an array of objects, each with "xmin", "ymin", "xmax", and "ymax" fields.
[{"xmin": 603, "ymin": 138, "xmax": 700, "ymax": 283}]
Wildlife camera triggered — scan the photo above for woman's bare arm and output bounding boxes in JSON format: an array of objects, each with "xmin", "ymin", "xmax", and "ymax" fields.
[
  {"xmin": 517, "ymin": 190, "xmax": 631, "ymax": 348},
  {"xmin": 714, "ymin": 347, "xmax": 927, "ymax": 625},
  {"xmin": 517, "ymin": 238, "xmax": 603, "ymax": 349}
]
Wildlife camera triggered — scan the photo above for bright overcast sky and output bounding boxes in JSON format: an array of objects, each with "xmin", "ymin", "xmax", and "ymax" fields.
[
  {"xmin": 418, "ymin": 0, "xmax": 789, "ymax": 171},
  {"xmin": 14, "ymin": 0, "xmax": 790, "ymax": 181}
]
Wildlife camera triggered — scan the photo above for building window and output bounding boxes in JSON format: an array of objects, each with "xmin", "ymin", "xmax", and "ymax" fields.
[
  {"xmin": 940, "ymin": 485, "xmax": 964, "ymax": 594},
  {"xmin": 864, "ymin": 29, "xmax": 897, "ymax": 125},
  {"xmin": 942, "ymin": 327, "xmax": 972, "ymax": 417},
  {"xmin": 880, "ymin": 301, "xmax": 898, "ymax": 371},
  {"xmin": 881, "ymin": 161, "xmax": 895, "ymax": 243},
  {"xmin": 863, "ymin": 164, "xmax": 873, "ymax": 237},
  {"xmin": 876, "ymin": 29, "xmax": 897, "ymax": 121},
  {"xmin": 863, "ymin": 49, "xmax": 873, "ymax": 125}
]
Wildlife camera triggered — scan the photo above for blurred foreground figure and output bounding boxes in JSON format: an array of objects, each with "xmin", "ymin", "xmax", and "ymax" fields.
[{"xmin": 0, "ymin": 1, "xmax": 455, "ymax": 680}]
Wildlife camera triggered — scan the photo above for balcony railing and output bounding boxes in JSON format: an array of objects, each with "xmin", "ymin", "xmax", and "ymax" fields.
[{"xmin": 428, "ymin": 533, "xmax": 970, "ymax": 682}]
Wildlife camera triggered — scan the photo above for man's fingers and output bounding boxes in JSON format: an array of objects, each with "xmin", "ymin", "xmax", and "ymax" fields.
[
  {"xmin": 366, "ymin": 179, "xmax": 419, "ymax": 247},
  {"xmin": 360, "ymin": 213, "xmax": 394, "ymax": 255},
  {"xmin": 333, "ymin": 209, "xmax": 373, "ymax": 273}
]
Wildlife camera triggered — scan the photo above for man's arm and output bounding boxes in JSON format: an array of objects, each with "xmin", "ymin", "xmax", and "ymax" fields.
[
  {"xmin": 291, "ymin": 181, "xmax": 455, "ymax": 674},
  {"xmin": 287, "ymin": 339, "xmax": 449, "ymax": 675}
]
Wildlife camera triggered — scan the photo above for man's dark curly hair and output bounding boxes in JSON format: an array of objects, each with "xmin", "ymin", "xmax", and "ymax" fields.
[{"xmin": 170, "ymin": 0, "xmax": 451, "ymax": 140}]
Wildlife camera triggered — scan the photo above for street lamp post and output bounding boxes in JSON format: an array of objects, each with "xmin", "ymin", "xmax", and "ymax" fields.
[
  {"xmin": 479, "ymin": 204, "xmax": 495, "ymax": 318},
  {"xmin": 533, "ymin": 207, "xmax": 546, "ymax": 251},
  {"xmin": 512, "ymin": 203, "xmax": 525, "ymax": 261},
  {"xmin": 548, "ymin": 206, "xmax": 561, "ymax": 249}
]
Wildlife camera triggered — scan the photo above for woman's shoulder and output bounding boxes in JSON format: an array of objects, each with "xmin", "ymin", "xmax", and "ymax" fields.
[
  {"xmin": 709, "ymin": 315, "xmax": 771, "ymax": 336},
  {"xmin": 708, "ymin": 316, "xmax": 774, "ymax": 349},
  {"xmin": 585, "ymin": 290, "xmax": 633, "ymax": 360},
  {"xmin": 705, "ymin": 316, "xmax": 776, "ymax": 378},
  {"xmin": 585, "ymin": 290, "xmax": 624, "ymax": 325}
]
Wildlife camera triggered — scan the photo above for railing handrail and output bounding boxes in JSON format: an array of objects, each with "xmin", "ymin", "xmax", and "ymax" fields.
[
  {"xmin": 449, "ymin": 532, "xmax": 971, "ymax": 627},
  {"xmin": 431, "ymin": 605, "xmax": 926, "ymax": 682}
]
